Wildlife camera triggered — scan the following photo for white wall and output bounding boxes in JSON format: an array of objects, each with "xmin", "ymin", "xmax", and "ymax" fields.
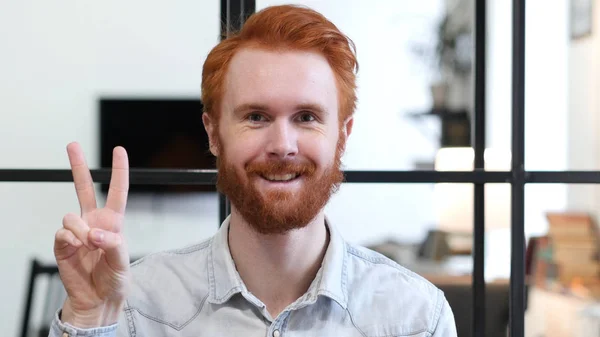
[
  {"xmin": 0, "ymin": 2, "xmax": 220, "ymax": 336},
  {"xmin": 567, "ymin": 0, "xmax": 600, "ymax": 217},
  {"xmin": 524, "ymin": 0, "xmax": 569, "ymax": 236}
]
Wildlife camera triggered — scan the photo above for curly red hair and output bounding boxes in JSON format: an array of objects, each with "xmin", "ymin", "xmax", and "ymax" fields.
[{"xmin": 201, "ymin": 4, "xmax": 358, "ymax": 123}]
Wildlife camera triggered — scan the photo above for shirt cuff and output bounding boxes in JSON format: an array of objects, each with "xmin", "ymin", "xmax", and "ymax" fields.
[{"xmin": 50, "ymin": 309, "xmax": 118, "ymax": 337}]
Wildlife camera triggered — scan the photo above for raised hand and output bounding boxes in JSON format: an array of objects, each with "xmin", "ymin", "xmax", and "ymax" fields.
[{"xmin": 53, "ymin": 142, "xmax": 131, "ymax": 328}]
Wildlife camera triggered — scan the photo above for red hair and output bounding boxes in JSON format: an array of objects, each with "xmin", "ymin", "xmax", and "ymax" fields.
[{"xmin": 201, "ymin": 4, "xmax": 358, "ymax": 123}]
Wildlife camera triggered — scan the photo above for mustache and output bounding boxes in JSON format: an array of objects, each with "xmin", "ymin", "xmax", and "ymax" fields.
[{"xmin": 246, "ymin": 160, "xmax": 317, "ymax": 176}]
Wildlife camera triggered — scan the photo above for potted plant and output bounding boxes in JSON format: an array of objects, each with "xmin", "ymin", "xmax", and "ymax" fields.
[{"xmin": 412, "ymin": 1, "xmax": 473, "ymax": 110}]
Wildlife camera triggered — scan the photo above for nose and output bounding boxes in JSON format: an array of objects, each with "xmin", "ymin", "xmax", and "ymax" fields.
[{"xmin": 265, "ymin": 119, "xmax": 298, "ymax": 159}]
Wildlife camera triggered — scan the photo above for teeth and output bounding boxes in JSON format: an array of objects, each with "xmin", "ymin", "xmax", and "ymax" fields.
[{"xmin": 264, "ymin": 174, "xmax": 298, "ymax": 181}]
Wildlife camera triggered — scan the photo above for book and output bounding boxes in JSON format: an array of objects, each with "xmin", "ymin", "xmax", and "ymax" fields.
[
  {"xmin": 543, "ymin": 212, "xmax": 600, "ymax": 290},
  {"xmin": 546, "ymin": 212, "xmax": 597, "ymax": 238}
]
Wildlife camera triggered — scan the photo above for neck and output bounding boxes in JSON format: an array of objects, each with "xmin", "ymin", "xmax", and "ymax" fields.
[{"xmin": 227, "ymin": 207, "xmax": 329, "ymax": 319}]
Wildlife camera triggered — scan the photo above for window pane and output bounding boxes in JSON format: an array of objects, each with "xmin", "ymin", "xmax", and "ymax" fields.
[
  {"xmin": 330, "ymin": 182, "xmax": 511, "ymax": 276},
  {"xmin": 0, "ymin": 2, "xmax": 220, "ymax": 169},
  {"xmin": 486, "ymin": 1, "xmax": 597, "ymax": 174},
  {"xmin": 519, "ymin": 0, "xmax": 599, "ymax": 172}
]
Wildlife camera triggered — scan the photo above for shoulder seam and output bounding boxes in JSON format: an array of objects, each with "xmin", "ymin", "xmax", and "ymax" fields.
[
  {"xmin": 346, "ymin": 244, "xmax": 424, "ymax": 281},
  {"xmin": 346, "ymin": 244, "xmax": 402, "ymax": 267}
]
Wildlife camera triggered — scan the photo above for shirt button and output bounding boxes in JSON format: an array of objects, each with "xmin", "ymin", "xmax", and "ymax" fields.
[{"xmin": 273, "ymin": 329, "xmax": 281, "ymax": 337}]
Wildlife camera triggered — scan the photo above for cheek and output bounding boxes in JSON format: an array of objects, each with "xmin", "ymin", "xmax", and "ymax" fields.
[
  {"xmin": 300, "ymin": 135, "xmax": 338, "ymax": 168},
  {"xmin": 222, "ymin": 135, "xmax": 265, "ymax": 168}
]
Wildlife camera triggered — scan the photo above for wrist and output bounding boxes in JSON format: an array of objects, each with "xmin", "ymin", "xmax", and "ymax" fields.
[{"xmin": 61, "ymin": 298, "xmax": 124, "ymax": 328}]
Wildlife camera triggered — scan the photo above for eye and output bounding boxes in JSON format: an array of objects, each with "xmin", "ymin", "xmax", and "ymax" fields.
[
  {"xmin": 298, "ymin": 113, "xmax": 316, "ymax": 123},
  {"xmin": 248, "ymin": 113, "xmax": 266, "ymax": 122}
]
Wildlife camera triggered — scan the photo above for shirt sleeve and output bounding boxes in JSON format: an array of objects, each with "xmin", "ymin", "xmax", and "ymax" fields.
[
  {"xmin": 48, "ymin": 309, "xmax": 119, "ymax": 337},
  {"xmin": 431, "ymin": 295, "xmax": 458, "ymax": 337}
]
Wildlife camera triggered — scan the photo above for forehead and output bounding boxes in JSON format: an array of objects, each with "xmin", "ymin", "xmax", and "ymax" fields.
[{"xmin": 223, "ymin": 47, "xmax": 338, "ymax": 112}]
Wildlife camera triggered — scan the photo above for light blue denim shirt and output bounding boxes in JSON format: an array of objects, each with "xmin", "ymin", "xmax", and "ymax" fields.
[{"xmin": 50, "ymin": 216, "xmax": 457, "ymax": 337}]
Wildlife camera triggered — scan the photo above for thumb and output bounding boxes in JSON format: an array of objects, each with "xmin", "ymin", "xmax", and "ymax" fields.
[{"xmin": 89, "ymin": 228, "xmax": 129, "ymax": 271}]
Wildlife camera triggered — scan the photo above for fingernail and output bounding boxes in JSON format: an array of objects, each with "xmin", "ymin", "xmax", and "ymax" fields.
[
  {"xmin": 72, "ymin": 238, "xmax": 83, "ymax": 246},
  {"xmin": 91, "ymin": 230, "xmax": 104, "ymax": 243}
]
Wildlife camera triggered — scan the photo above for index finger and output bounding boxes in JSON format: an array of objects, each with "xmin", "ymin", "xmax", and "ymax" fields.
[
  {"xmin": 106, "ymin": 146, "xmax": 129, "ymax": 214},
  {"xmin": 67, "ymin": 142, "xmax": 97, "ymax": 214}
]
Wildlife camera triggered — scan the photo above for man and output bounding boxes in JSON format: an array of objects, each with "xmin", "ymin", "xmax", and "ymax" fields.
[{"xmin": 50, "ymin": 5, "xmax": 457, "ymax": 337}]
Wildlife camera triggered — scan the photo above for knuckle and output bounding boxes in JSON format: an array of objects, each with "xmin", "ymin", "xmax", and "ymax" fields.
[
  {"xmin": 62, "ymin": 213, "xmax": 79, "ymax": 226},
  {"xmin": 54, "ymin": 229, "xmax": 70, "ymax": 245}
]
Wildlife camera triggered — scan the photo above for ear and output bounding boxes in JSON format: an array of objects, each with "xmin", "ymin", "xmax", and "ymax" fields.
[
  {"xmin": 341, "ymin": 116, "xmax": 354, "ymax": 140},
  {"xmin": 202, "ymin": 112, "xmax": 220, "ymax": 157}
]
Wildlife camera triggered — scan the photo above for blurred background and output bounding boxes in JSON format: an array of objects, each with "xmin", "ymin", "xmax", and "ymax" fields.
[{"xmin": 1, "ymin": 0, "xmax": 599, "ymax": 336}]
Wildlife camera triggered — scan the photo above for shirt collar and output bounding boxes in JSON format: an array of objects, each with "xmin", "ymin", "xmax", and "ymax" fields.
[
  {"xmin": 307, "ymin": 216, "xmax": 348, "ymax": 308},
  {"xmin": 207, "ymin": 216, "xmax": 246, "ymax": 304},
  {"xmin": 207, "ymin": 215, "xmax": 349, "ymax": 309}
]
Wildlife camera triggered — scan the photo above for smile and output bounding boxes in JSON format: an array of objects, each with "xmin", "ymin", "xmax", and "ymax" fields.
[{"xmin": 261, "ymin": 173, "xmax": 301, "ymax": 182}]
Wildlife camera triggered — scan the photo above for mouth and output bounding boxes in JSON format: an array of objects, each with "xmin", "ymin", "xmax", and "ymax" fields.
[{"xmin": 260, "ymin": 173, "xmax": 301, "ymax": 182}]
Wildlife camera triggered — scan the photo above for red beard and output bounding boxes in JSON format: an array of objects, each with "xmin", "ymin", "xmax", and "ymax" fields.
[{"xmin": 216, "ymin": 137, "xmax": 345, "ymax": 235}]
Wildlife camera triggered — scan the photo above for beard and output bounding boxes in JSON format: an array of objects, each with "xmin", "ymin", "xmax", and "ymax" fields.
[{"xmin": 215, "ymin": 135, "xmax": 345, "ymax": 235}]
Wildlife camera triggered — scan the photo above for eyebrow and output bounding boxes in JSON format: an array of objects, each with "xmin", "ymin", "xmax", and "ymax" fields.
[
  {"xmin": 233, "ymin": 103, "xmax": 329, "ymax": 116},
  {"xmin": 296, "ymin": 103, "xmax": 329, "ymax": 116},
  {"xmin": 233, "ymin": 103, "xmax": 269, "ymax": 115}
]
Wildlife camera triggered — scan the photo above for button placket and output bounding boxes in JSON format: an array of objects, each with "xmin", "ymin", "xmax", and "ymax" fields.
[{"xmin": 269, "ymin": 309, "xmax": 289, "ymax": 337}]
